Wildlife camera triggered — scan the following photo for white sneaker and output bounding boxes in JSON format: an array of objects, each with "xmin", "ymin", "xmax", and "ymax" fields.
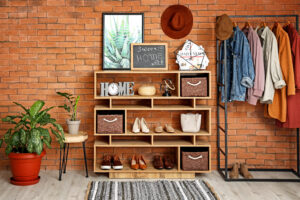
[
  {"xmin": 141, "ymin": 118, "xmax": 150, "ymax": 133},
  {"xmin": 132, "ymin": 118, "xmax": 140, "ymax": 133}
]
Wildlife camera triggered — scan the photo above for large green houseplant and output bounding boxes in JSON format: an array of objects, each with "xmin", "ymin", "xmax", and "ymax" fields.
[
  {"xmin": 0, "ymin": 100, "xmax": 64, "ymax": 186},
  {"xmin": 56, "ymin": 91, "xmax": 80, "ymax": 134}
]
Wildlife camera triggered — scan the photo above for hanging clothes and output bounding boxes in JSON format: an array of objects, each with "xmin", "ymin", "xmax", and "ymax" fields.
[
  {"xmin": 277, "ymin": 24, "xmax": 300, "ymax": 128},
  {"xmin": 266, "ymin": 24, "xmax": 296, "ymax": 122},
  {"xmin": 242, "ymin": 27, "xmax": 265, "ymax": 105},
  {"xmin": 219, "ymin": 26, "xmax": 255, "ymax": 102},
  {"xmin": 256, "ymin": 26, "xmax": 286, "ymax": 104}
]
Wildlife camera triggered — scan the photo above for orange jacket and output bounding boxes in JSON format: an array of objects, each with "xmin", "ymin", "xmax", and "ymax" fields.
[{"xmin": 267, "ymin": 24, "xmax": 295, "ymax": 122}]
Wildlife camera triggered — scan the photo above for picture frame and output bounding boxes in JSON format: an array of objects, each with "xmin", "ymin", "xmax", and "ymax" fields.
[
  {"xmin": 131, "ymin": 43, "xmax": 168, "ymax": 71},
  {"xmin": 102, "ymin": 13, "xmax": 144, "ymax": 70}
]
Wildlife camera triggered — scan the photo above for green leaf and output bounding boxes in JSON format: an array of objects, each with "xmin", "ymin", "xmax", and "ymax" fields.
[
  {"xmin": 13, "ymin": 102, "xmax": 29, "ymax": 114},
  {"xmin": 29, "ymin": 100, "xmax": 45, "ymax": 118},
  {"xmin": 27, "ymin": 140, "xmax": 33, "ymax": 153},
  {"xmin": 31, "ymin": 129, "xmax": 42, "ymax": 155},
  {"xmin": 20, "ymin": 129, "xmax": 26, "ymax": 145},
  {"xmin": 35, "ymin": 106, "xmax": 55, "ymax": 124},
  {"xmin": 42, "ymin": 139, "xmax": 51, "ymax": 149},
  {"xmin": 0, "ymin": 139, "xmax": 3, "ymax": 148},
  {"xmin": 56, "ymin": 92, "xmax": 71, "ymax": 99},
  {"xmin": 50, "ymin": 127, "xmax": 64, "ymax": 148},
  {"xmin": 5, "ymin": 144, "xmax": 12, "ymax": 155},
  {"xmin": 38, "ymin": 128, "xmax": 51, "ymax": 144},
  {"xmin": 4, "ymin": 129, "xmax": 12, "ymax": 143},
  {"xmin": 11, "ymin": 131, "xmax": 20, "ymax": 146},
  {"xmin": 72, "ymin": 96, "xmax": 80, "ymax": 121},
  {"xmin": 52, "ymin": 123, "xmax": 65, "ymax": 140},
  {"xmin": 58, "ymin": 104, "xmax": 70, "ymax": 113}
]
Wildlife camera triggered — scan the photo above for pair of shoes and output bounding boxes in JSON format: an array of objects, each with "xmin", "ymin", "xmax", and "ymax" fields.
[
  {"xmin": 153, "ymin": 156, "xmax": 174, "ymax": 169},
  {"xmin": 229, "ymin": 162, "xmax": 253, "ymax": 179},
  {"xmin": 131, "ymin": 155, "xmax": 147, "ymax": 170},
  {"xmin": 154, "ymin": 124, "xmax": 175, "ymax": 133},
  {"xmin": 101, "ymin": 155, "xmax": 123, "ymax": 170},
  {"xmin": 132, "ymin": 118, "xmax": 149, "ymax": 133}
]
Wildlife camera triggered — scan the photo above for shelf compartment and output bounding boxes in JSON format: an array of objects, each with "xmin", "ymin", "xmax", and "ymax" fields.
[
  {"xmin": 111, "ymin": 99, "xmax": 152, "ymax": 109},
  {"xmin": 95, "ymin": 110, "xmax": 126, "ymax": 134},
  {"xmin": 127, "ymin": 109, "xmax": 211, "ymax": 136},
  {"xmin": 153, "ymin": 136, "xmax": 194, "ymax": 146},
  {"xmin": 153, "ymin": 99, "xmax": 194, "ymax": 109},
  {"xmin": 94, "ymin": 136, "xmax": 110, "ymax": 146},
  {"xmin": 111, "ymin": 136, "xmax": 151, "ymax": 146},
  {"xmin": 180, "ymin": 72, "xmax": 211, "ymax": 98},
  {"xmin": 126, "ymin": 129, "xmax": 210, "ymax": 136},
  {"xmin": 95, "ymin": 71, "xmax": 179, "ymax": 99}
]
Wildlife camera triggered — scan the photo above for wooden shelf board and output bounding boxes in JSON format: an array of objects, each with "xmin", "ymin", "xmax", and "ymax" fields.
[
  {"xmin": 94, "ymin": 140, "xmax": 110, "ymax": 146},
  {"xmin": 153, "ymin": 139, "xmax": 194, "ymax": 146},
  {"xmin": 112, "ymin": 105, "xmax": 152, "ymax": 110},
  {"xmin": 95, "ymin": 70, "xmax": 210, "ymax": 74},
  {"xmin": 111, "ymin": 139, "xmax": 151, "ymax": 146},
  {"xmin": 126, "ymin": 129, "xmax": 210, "ymax": 136},
  {"xmin": 94, "ymin": 95, "xmax": 210, "ymax": 100},
  {"xmin": 195, "ymin": 141, "xmax": 211, "ymax": 147},
  {"xmin": 94, "ymin": 163, "xmax": 178, "ymax": 173}
]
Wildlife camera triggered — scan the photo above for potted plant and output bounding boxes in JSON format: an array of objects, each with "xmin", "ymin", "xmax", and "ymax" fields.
[
  {"xmin": 56, "ymin": 92, "xmax": 80, "ymax": 134},
  {"xmin": 0, "ymin": 100, "xmax": 64, "ymax": 186}
]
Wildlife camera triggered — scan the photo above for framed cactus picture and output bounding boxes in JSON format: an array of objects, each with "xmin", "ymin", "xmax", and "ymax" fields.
[{"xmin": 102, "ymin": 13, "xmax": 144, "ymax": 70}]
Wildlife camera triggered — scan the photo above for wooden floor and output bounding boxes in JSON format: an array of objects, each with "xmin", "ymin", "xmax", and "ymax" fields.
[{"xmin": 1, "ymin": 170, "xmax": 300, "ymax": 200}]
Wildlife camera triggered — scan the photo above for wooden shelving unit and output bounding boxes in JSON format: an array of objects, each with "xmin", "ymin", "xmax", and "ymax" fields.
[{"xmin": 93, "ymin": 70, "xmax": 212, "ymax": 179}]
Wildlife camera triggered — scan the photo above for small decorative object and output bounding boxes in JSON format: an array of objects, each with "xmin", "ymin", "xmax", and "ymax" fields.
[
  {"xmin": 100, "ymin": 82, "xmax": 134, "ymax": 96},
  {"xmin": 161, "ymin": 5, "xmax": 193, "ymax": 39},
  {"xmin": 138, "ymin": 85, "xmax": 156, "ymax": 96},
  {"xmin": 181, "ymin": 147, "xmax": 209, "ymax": 171},
  {"xmin": 0, "ymin": 100, "xmax": 64, "ymax": 185},
  {"xmin": 175, "ymin": 40, "xmax": 209, "ymax": 70},
  {"xmin": 97, "ymin": 114, "xmax": 123, "ymax": 134},
  {"xmin": 102, "ymin": 13, "xmax": 144, "ymax": 70},
  {"xmin": 181, "ymin": 77, "xmax": 208, "ymax": 97},
  {"xmin": 57, "ymin": 92, "xmax": 81, "ymax": 134},
  {"xmin": 160, "ymin": 79, "xmax": 175, "ymax": 96},
  {"xmin": 131, "ymin": 43, "xmax": 168, "ymax": 70},
  {"xmin": 181, "ymin": 113, "xmax": 202, "ymax": 132}
]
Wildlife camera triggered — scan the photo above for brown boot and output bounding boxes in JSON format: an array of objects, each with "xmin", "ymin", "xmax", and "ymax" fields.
[
  {"xmin": 240, "ymin": 163, "xmax": 253, "ymax": 179},
  {"xmin": 229, "ymin": 162, "xmax": 239, "ymax": 179}
]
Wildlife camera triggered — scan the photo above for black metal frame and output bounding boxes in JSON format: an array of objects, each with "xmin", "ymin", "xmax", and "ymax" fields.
[
  {"xmin": 216, "ymin": 14, "xmax": 300, "ymax": 182},
  {"xmin": 59, "ymin": 142, "xmax": 89, "ymax": 181}
]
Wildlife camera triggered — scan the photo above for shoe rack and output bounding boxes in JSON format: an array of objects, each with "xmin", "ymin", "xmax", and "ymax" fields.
[{"xmin": 93, "ymin": 70, "xmax": 212, "ymax": 179}]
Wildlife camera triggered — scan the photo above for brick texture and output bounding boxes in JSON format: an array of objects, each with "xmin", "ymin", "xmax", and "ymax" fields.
[{"xmin": 0, "ymin": 0, "xmax": 300, "ymax": 171}]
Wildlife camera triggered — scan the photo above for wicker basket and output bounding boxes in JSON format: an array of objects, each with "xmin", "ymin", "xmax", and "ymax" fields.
[
  {"xmin": 181, "ymin": 149, "xmax": 209, "ymax": 171},
  {"xmin": 181, "ymin": 77, "xmax": 208, "ymax": 97},
  {"xmin": 97, "ymin": 114, "xmax": 123, "ymax": 134}
]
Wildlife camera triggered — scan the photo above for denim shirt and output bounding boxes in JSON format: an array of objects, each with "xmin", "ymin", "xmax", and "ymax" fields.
[{"xmin": 219, "ymin": 26, "xmax": 255, "ymax": 102}]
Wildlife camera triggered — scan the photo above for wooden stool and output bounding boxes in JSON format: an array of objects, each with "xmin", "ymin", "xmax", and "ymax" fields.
[{"xmin": 58, "ymin": 131, "xmax": 88, "ymax": 181}]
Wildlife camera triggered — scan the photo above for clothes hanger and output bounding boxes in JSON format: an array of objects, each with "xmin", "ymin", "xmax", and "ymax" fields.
[
  {"xmin": 260, "ymin": 21, "xmax": 266, "ymax": 28},
  {"xmin": 284, "ymin": 20, "xmax": 290, "ymax": 27},
  {"xmin": 232, "ymin": 21, "xmax": 237, "ymax": 27},
  {"xmin": 274, "ymin": 21, "xmax": 279, "ymax": 28},
  {"xmin": 242, "ymin": 21, "xmax": 251, "ymax": 29}
]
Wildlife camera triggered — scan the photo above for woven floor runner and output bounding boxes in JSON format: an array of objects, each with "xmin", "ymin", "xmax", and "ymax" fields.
[{"xmin": 86, "ymin": 180, "xmax": 219, "ymax": 200}]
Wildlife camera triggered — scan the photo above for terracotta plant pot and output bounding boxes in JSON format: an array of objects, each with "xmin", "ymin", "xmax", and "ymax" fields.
[
  {"xmin": 9, "ymin": 150, "xmax": 46, "ymax": 186},
  {"xmin": 67, "ymin": 119, "xmax": 81, "ymax": 134}
]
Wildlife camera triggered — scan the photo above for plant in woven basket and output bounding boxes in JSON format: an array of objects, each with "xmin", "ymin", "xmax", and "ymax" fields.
[
  {"xmin": 104, "ymin": 15, "xmax": 142, "ymax": 69},
  {"xmin": 0, "ymin": 100, "xmax": 65, "ymax": 155}
]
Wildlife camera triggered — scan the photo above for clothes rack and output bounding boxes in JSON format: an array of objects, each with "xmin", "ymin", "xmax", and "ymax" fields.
[{"xmin": 216, "ymin": 14, "xmax": 300, "ymax": 182}]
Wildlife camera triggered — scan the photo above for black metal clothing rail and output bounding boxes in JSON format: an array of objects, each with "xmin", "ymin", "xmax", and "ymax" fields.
[{"xmin": 216, "ymin": 14, "xmax": 300, "ymax": 182}]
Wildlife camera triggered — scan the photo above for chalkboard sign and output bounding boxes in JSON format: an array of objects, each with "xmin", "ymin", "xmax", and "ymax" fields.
[{"xmin": 131, "ymin": 43, "xmax": 168, "ymax": 70}]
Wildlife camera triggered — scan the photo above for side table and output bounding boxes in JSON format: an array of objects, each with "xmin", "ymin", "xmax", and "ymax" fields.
[{"xmin": 58, "ymin": 131, "xmax": 88, "ymax": 180}]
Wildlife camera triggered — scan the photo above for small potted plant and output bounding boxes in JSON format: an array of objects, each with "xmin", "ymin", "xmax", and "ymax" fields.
[
  {"xmin": 0, "ymin": 100, "xmax": 64, "ymax": 186},
  {"xmin": 57, "ymin": 92, "xmax": 80, "ymax": 134}
]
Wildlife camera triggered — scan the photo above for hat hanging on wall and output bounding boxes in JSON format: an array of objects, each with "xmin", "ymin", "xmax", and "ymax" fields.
[
  {"xmin": 216, "ymin": 14, "xmax": 233, "ymax": 41},
  {"xmin": 161, "ymin": 5, "xmax": 193, "ymax": 39}
]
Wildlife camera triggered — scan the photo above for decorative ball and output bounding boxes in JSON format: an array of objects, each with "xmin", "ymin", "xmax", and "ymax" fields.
[
  {"xmin": 138, "ymin": 85, "xmax": 156, "ymax": 96},
  {"xmin": 108, "ymin": 83, "xmax": 119, "ymax": 96}
]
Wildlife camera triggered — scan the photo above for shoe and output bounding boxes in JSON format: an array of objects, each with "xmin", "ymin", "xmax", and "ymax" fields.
[
  {"xmin": 101, "ymin": 155, "xmax": 111, "ymax": 170},
  {"xmin": 165, "ymin": 124, "xmax": 175, "ymax": 133},
  {"xmin": 132, "ymin": 118, "xmax": 140, "ymax": 133},
  {"xmin": 138, "ymin": 155, "xmax": 147, "ymax": 170},
  {"xmin": 164, "ymin": 156, "xmax": 174, "ymax": 169},
  {"xmin": 154, "ymin": 125, "xmax": 163, "ymax": 133},
  {"xmin": 153, "ymin": 155, "xmax": 164, "ymax": 170},
  {"xmin": 229, "ymin": 162, "xmax": 239, "ymax": 179},
  {"xmin": 112, "ymin": 155, "xmax": 123, "ymax": 170},
  {"xmin": 131, "ymin": 155, "xmax": 139, "ymax": 170},
  {"xmin": 141, "ymin": 118, "xmax": 150, "ymax": 133},
  {"xmin": 240, "ymin": 163, "xmax": 253, "ymax": 179}
]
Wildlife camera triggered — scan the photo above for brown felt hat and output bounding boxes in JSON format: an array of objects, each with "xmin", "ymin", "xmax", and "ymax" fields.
[
  {"xmin": 216, "ymin": 14, "xmax": 233, "ymax": 40},
  {"xmin": 161, "ymin": 5, "xmax": 193, "ymax": 39}
]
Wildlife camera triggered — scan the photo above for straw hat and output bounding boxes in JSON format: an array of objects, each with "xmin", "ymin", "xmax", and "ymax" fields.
[
  {"xmin": 161, "ymin": 5, "xmax": 193, "ymax": 39},
  {"xmin": 216, "ymin": 14, "xmax": 233, "ymax": 40}
]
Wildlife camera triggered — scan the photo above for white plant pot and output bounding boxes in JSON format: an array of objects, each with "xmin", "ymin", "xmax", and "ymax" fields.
[{"xmin": 67, "ymin": 119, "xmax": 81, "ymax": 134}]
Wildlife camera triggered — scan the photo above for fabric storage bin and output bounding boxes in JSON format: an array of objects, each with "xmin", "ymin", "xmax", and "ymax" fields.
[
  {"xmin": 181, "ymin": 147, "xmax": 209, "ymax": 171},
  {"xmin": 181, "ymin": 77, "xmax": 208, "ymax": 97},
  {"xmin": 97, "ymin": 114, "xmax": 123, "ymax": 134}
]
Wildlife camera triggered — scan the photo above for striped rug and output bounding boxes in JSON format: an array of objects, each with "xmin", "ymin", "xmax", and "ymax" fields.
[{"xmin": 86, "ymin": 180, "xmax": 219, "ymax": 200}]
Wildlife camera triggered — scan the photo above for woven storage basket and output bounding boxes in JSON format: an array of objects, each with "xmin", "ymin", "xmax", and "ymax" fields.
[
  {"xmin": 181, "ymin": 149, "xmax": 208, "ymax": 171},
  {"xmin": 97, "ymin": 115, "xmax": 123, "ymax": 134},
  {"xmin": 181, "ymin": 77, "xmax": 207, "ymax": 97}
]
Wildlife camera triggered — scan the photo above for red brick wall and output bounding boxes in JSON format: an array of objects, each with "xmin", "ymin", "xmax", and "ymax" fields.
[{"xmin": 0, "ymin": 0, "xmax": 300, "ymax": 171}]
